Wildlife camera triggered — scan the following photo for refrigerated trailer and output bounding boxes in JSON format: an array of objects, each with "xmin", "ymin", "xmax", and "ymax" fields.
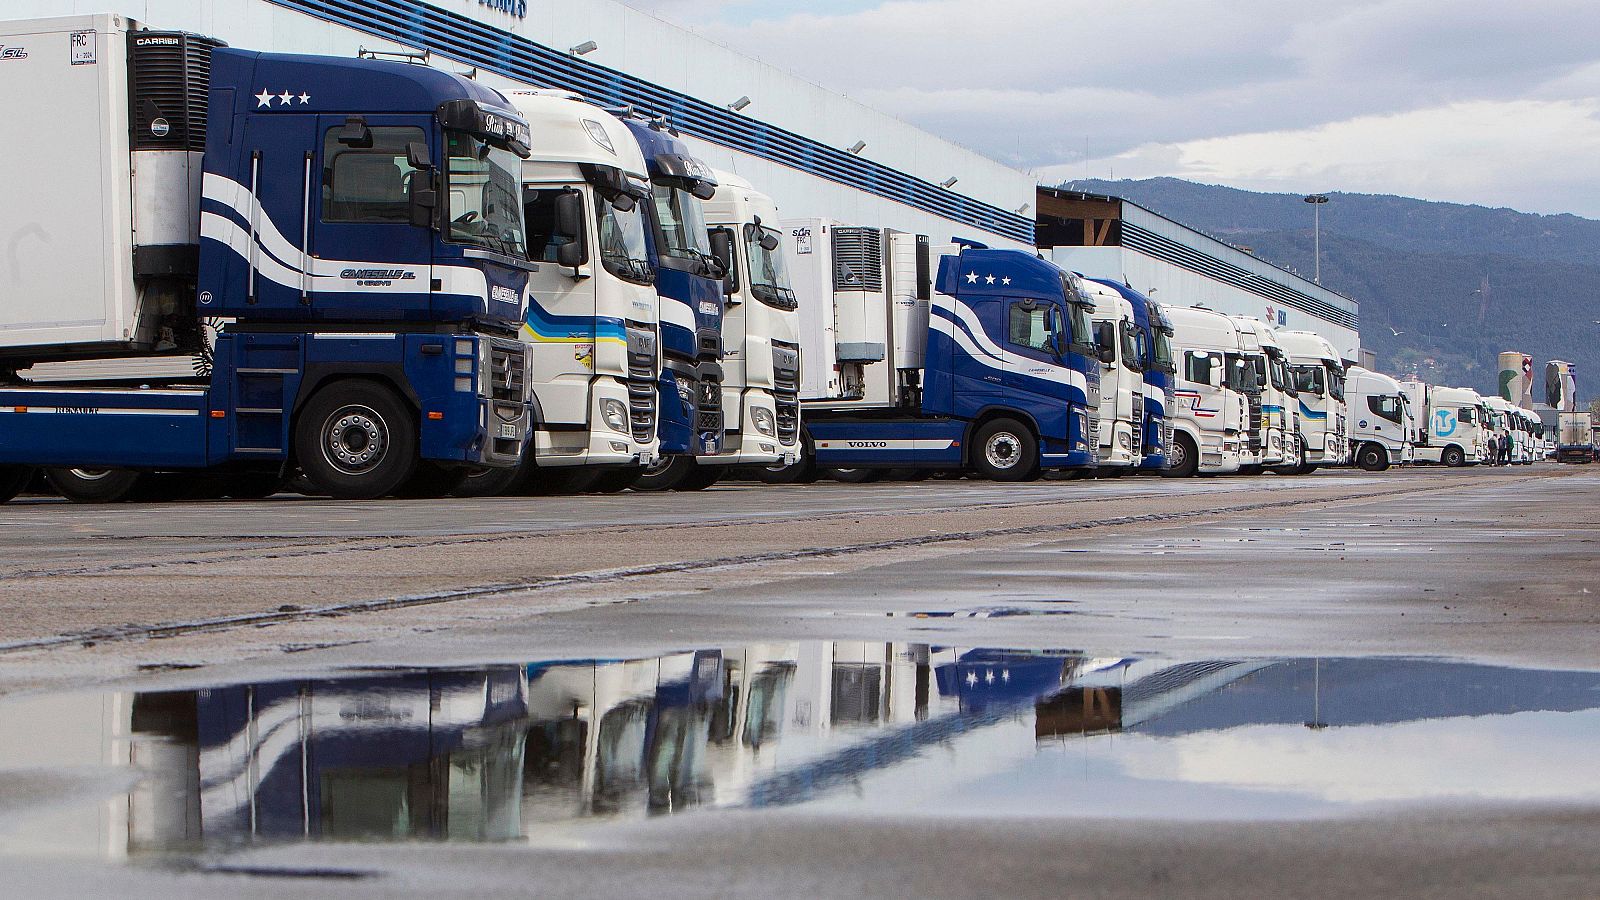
[
  {"xmin": 776, "ymin": 226, "xmax": 1099, "ymax": 481},
  {"xmin": 0, "ymin": 15, "xmax": 533, "ymax": 502},
  {"xmin": 1558, "ymin": 412, "xmax": 1594, "ymax": 464}
]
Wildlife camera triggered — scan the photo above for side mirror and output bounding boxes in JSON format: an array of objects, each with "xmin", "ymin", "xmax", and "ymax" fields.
[
  {"xmin": 407, "ymin": 170, "xmax": 437, "ymax": 229},
  {"xmin": 1095, "ymin": 322, "xmax": 1116, "ymax": 365},
  {"xmin": 337, "ymin": 116, "xmax": 373, "ymax": 148},
  {"xmin": 1044, "ymin": 307, "xmax": 1063, "ymax": 358},
  {"xmin": 708, "ymin": 228, "xmax": 737, "ymax": 296},
  {"xmin": 760, "ymin": 232, "xmax": 780, "ymax": 252},
  {"xmin": 406, "ymin": 141, "xmax": 433, "ymax": 170},
  {"xmin": 554, "ymin": 190, "xmax": 589, "ymax": 269}
]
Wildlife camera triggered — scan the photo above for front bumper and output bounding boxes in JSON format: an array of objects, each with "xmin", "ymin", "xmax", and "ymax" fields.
[{"xmin": 533, "ymin": 378, "xmax": 658, "ymax": 468}]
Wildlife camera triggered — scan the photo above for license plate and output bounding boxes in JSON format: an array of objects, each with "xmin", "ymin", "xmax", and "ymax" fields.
[{"xmin": 498, "ymin": 423, "xmax": 518, "ymax": 439}]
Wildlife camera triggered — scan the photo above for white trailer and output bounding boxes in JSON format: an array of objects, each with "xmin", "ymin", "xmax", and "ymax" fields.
[
  {"xmin": 1346, "ymin": 366, "xmax": 1414, "ymax": 470},
  {"xmin": 1163, "ymin": 306, "xmax": 1257, "ymax": 476}
]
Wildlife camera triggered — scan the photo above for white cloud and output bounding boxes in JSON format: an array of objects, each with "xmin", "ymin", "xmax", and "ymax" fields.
[{"xmin": 1050, "ymin": 99, "xmax": 1600, "ymax": 216}]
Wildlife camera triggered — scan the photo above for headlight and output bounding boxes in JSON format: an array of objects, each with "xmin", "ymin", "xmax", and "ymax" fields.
[
  {"xmin": 1117, "ymin": 430, "xmax": 1131, "ymax": 449},
  {"xmin": 674, "ymin": 378, "xmax": 696, "ymax": 413},
  {"xmin": 600, "ymin": 398, "xmax": 628, "ymax": 433},
  {"xmin": 752, "ymin": 406, "xmax": 776, "ymax": 436}
]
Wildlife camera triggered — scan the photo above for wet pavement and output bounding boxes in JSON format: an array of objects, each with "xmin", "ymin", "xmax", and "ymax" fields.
[{"xmin": 2, "ymin": 645, "xmax": 1597, "ymax": 862}]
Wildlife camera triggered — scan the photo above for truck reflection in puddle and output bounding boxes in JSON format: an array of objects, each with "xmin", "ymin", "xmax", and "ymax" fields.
[{"xmin": 5, "ymin": 647, "xmax": 1600, "ymax": 858}]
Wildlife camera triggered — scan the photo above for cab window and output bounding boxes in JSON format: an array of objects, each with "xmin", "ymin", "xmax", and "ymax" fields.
[
  {"xmin": 1368, "ymin": 395, "xmax": 1403, "ymax": 424},
  {"xmin": 1184, "ymin": 351, "xmax": 1215, "ymax": 384},
  {"xmin": 322, "ymin": 126, "xmax": 424, "ymax": 223},
  {"xmin": 1008, "ymin": 304, "xmax": 1050, "ymax": 352}
]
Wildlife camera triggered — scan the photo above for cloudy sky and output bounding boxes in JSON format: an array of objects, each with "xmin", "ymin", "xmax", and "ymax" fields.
[{"xmin": 621, "ymin": 0, "xmax": 1600, "ymax": 217}]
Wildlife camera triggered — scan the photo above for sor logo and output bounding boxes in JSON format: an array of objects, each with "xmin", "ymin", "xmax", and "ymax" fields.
[
  {"xmin": 0, "ymin": 45, "xmax": 28, "ymax": 60},
  {"xmin": 340, "ymin": 268, "xmax": 416, "ymax": 287},
  {"xmin": 490, "ymin": 286, "xmax": 519, "ymax": 306}
]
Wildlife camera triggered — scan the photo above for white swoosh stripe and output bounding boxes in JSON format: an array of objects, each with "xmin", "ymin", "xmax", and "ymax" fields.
[
  {"xmin": 659, "ymin": 297, "xmax": 698, "ymax": 331},
  {"xmin": 928, "ymin": 315, "xmax": 1087, "ymax": 393}
]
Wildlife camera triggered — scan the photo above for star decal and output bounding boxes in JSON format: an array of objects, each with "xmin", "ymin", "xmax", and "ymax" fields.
[
  {"xmin": 277, "ymin": 90, "xmax": 294, "ymax": 105},
  {"xmin": 985, "ymin": 275, "xmax": 996, "ymax": 285},
  {"xmin": 1001, "ymin": 276, "xmax": 1012, "ymax": 286},
  {"xmin": 297, "ymin": 92, "xmax": 311, "ymax": 104},
  {"xmin": 965, "ymin": 272, "xmax": 979, "ymax": 284},
  {"xmin": 254, "ymin": 89, "xmax": 273, "ymax": 108}
]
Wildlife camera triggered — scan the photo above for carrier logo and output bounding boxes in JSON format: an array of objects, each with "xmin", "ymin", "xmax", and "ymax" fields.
[
  {"xmin": 133, "ymin": 36, "xmax": 181, "ymax": 46},
  {"xmin": 0, "ymin": 45, "xmax": 28, "ymax": 60},
  {"xmin": 341, "ymin": 268, "xmax": 416, "ymax": 287}
]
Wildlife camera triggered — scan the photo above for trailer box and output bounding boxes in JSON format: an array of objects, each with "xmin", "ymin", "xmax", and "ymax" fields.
[{"xmin": 0, "ymin": 15, "xmax": 221, "ymax": 363}]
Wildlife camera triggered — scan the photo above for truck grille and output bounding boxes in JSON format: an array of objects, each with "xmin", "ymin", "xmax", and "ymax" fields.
[
  {"xmin": 696, "ymin": 377, "xmax": 724, "ymax": 435},
  {"xmin": 773, "ymin": 343, "xmax": 800, "ymax": 445},
  {"xmin": 487, "ymin": 339, "xmax": 525, "ymax": 404},
  {"xmin": 1131, "ymin": 392, "xmax": 1144, "ymax": 454},
  {"xmin": 1248, "ymin": 395, "xmax": 1263, "ymax": 453},
  {"xmin": 626, "ymin": 328, "xmax": 657, "ymax": 444}
]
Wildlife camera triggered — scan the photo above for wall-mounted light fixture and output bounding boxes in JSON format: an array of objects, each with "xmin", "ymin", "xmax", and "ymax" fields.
[
  {"xmin": 569, "ymin": 40, "xmax": 598, "ymax": 56},
  {"xmin": 940, "ymin": 177, "xmax": 959, "ymax": 188},
  {"xmin": 728, "ymin": 96, "xmax": 752, "ymax": 112},
  {"xmin": 846, "ymin": 140, "xmax": 867, "ymax": 155}
]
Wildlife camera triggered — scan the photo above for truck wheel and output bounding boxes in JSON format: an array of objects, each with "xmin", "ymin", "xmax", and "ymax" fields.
[
  {"xmin": 294, "ymin": 381, "xmax": 418, "ymax": 500},
  {"xmin": 1441, "ymin": 445, "xmax": 1466, "ymax": 468},
  {"xmin": 584, "ymin": 468, "xmax": 640, "ymax": 493},
  {"xmin": 758, "ymin": 455, "xmax": 819, "ymax": 484},
  {"xmin": 0, "ymin": 466, "xmax": 33, "ymax": 504},
  {"xmin": 676, "ymin": 465, "xmax": 723, "ymax": 491},
  {"xmin": 971, "ymin": 418, "xmax": 1039, "ymax": 482},
  {"xmin": 1356, "ymin": 442, "xmax": 1389, "ymax": 472},
  {"xmin": 631, "ymin": 455, "xmax": 693, "ymax": 491},
  {"xmin": 454, "ymin": 451, "xmax": 538, "ymax": 497},
  {"xmin": 394, "ymin": 462, "xmax": 469, "ymax": 499},
  {"xmin": 1162, "ymin": 433, "xmax": 1198, "ymax": 478},
  {"xmin": 1237, "ymin": 464, "xmax": 1264, "ymax": 477},
  {"xmin": 827, "ymin": 468, "xmax": 882, "ymax": 484},
  {"xmin": 45, "ymin": 468, "xmax": 143, "ymax": 503}
]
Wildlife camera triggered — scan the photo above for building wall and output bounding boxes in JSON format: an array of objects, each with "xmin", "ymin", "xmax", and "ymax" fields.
[{"xmin": 18, "ymin": 0, "xmax": 1035, "ymax": 247}]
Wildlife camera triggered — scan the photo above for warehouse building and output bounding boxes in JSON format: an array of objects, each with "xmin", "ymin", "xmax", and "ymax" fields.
[{"xmin": 1037, "ymin": 188, "xmax": 1362, "ymax": 362}]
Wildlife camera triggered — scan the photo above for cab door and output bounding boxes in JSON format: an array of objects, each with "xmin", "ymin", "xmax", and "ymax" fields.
[
  {"xmin": 1001, "ymin": 300, "xmax": 1070, "ymax": 440},
  {"xmin": 309, "ymin": 116, "xmax": 436, "ymax": 319}
]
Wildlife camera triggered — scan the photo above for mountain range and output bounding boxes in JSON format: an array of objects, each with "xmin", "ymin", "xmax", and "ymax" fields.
[{"xmin": 1064, "ymin": 177, "xmax": 1598, "ymax": 399}]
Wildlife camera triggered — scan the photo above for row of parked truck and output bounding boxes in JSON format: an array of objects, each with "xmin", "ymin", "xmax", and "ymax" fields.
[{"xmin": 0, "ymin": 17, "xmax": 1550, "ymax": 505}]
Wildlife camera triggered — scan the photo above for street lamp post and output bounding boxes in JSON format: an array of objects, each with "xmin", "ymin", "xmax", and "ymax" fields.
[{"xmin": 1304, "ymin": 194, "xmax": 1329, "ymax": 284}]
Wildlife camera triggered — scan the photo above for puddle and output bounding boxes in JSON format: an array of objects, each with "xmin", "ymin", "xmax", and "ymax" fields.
[{"xmin": 1, "ymin": 647, "xmax": 1598, "ymax": 861}]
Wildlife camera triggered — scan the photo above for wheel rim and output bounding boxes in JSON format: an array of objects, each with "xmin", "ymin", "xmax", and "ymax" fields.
[
  {"xmin": 321, "ymin": 404, "xmax": 388, "ymax": 476},
  {"xmin": 68, "ymin": 468, "xmax": 113, "ymax": 481},
  {"xmin": 984, "ymin": 431, "xmax": 1022, "ymax": 470},
  {"xmin": 1169, "ymin": 440, "xmax": 1188, "ymax": 471}
]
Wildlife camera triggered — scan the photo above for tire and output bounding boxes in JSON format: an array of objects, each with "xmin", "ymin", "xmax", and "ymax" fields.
[
  {"xmin": 394, "ymin": 462, "xmax": 469, "ymax": 499},
  {"xmin": 293, "ymin": 380, "xmax": 418, "ymax": 500},
  {"xmin": 1162, "ymin": 433, "xmax": 1198, "ymax": 478},
  {"xmin": 631, "ymin": 455, "xmax": 695, "ymax": 492},
  {"xmin": 0, "ymin": 466, "xmax": 34, "ymax": 504},
  {"xmin": 1441, "ymin": 445, "xmax": 1466, "ymax": 468},
  {"xmin": 45, "ymin": 467, "xmax": 143, "ymax": 503},
  {"xmin": 970, "ymin": 418, "xmax": 1039, "ymax": 482},
  {"xmin": 757, "ymin": 454, "xmax": 819, "ymax": 484},
  {"xmin": 453, "ymin": 456, "xmax": 536, "ymax": 497},
  {"xmin": 224, "ymin": 471, "xmax": 284, "ymax": 499},
  {"xmin": 827, "ymin": 467, "xmax": 883, "ymax": 484},
  {"xmin": 675, "ymin": 464, "xmax": 724, "ymax": 491},
  {"xmin": 588, "ymin": 468, "xmax": 643, "ymax": 493},
  {"xmin": 1237, "ymin": 464, "xmax": 1264, "ymax": 477},
  {"xmin": 1356, "ymin": 442, "xmax": 1389, "ymax": 472}
]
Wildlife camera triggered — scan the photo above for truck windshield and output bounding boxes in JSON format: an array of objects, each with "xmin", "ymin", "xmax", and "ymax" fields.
[
  {"xmin": 595, "ymin": 192, "xmax": 653, "ymax": 285},
  {"xmin": 1266, "ymin": 353, "xmax": 1287, "ymax": 392},
  {"xmin": 445, "ymin": 131, "xmax": 527, "ymax": 258},
  {"xmin": 1291, "ymin": 364, "xmax": 1324, "ymax": 396},
  {"xmin": 650, "ymin": 181, "xmax": 712, "ymax": 267},
  {"xmin": 1326, "ymin": 364, "xmax": 1346, "ymax": 401},
  {"xmin": 1120, "ymin": 322, "xmax": 1144, "ymax": 373},
  {"xmin": 1226, "ymin": 353, "xmax": 1260, "ymax": 393},
  {"xmin": 1151, "ymin": 327, "xmax": 1176, "ymax": 374},
  {"xmin": 745, "ymin": 225, "xmax": 798, "ymax": 310},
  {"xmin": 1068, "ymin": 302, "xmax": 1095, "ymax": 354}
]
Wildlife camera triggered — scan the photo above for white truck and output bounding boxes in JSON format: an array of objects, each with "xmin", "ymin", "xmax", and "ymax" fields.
[
  {"xmin": 1163, "ymin": 306, "xmax": 1257, "ymax": 477},
  {"xmin": 1402, "ymin": 382, "xmax": 1485, "ymax": 467},
  {"xmin": 458, "ymin": 90, "xmax": 662, "ymax": 496},
  {"xmin": 1345, "ymin": 366, "xmax": 1414, "ymax": 470},
  {"xmin": 1081, "ymin": 279, "xmax": 1144, "ymax": 471},
  {"xmin": 699, "ymin": 170, "xmax": 803, "ymax": 471},
  {"xmin": 1276, "ymin": 330, "xmax": 1347, "ymax": 471},
  {"xmin": 1234, "ymin": 317, "xmax": 1300, "ymax": 473}
]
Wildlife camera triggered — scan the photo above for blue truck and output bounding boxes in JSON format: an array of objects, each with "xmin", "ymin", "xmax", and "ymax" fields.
[
  {"xmin": 1085, "ymin": 279, "xmax": 1174, "ymax": 472},
  {"xmin": 617, "ymin": 116, "xmax": 729, "ymax": 492},
  {"xmin": 0, "ymin": 17, "xmax": 534, "ymax": 502},
  {"xmin": 777, "ymin": 225, "xmax": 1099, "ymax": 482}
]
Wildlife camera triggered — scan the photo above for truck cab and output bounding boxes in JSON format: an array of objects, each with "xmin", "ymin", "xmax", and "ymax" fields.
[
  {"xmin": 1277, "ymin": 330, "xmax": 1349, "ymax": 471},
  {"xmin": 1235, "ymin": 318, "xmax": 1300, "ymax": 472},
  {"xmin": 617, "ymin": 116, "xmax": 728, "ymax": 491},
  {"xmin": 449, "ymin": 90, "xmax": 662, "ymax": 496},
  {"xmin": 1405, "ymin": 383, "xmax": 1485, "ymax": 466},
  {"xmin": 1136, "ymin": 295, "xmax": 1177, "ymax": 471},
  {"xmin": 701, "ymin": 171, "xmax": 803, "ymax": 470},
  {"xmin": 1162, "ymin": 306, "xmax": 1254, "ymax": 476},
  {"xmin": 1080, "ymin": 280, "xmax": 1144, "ymax": 471},
  {"xmin": 0, "ymin": 18, "xmax": 535, "ymax": 501},
  {"xmin": 1346, "ymin": 366, "xmax": 1413, "ymax": 470}
]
